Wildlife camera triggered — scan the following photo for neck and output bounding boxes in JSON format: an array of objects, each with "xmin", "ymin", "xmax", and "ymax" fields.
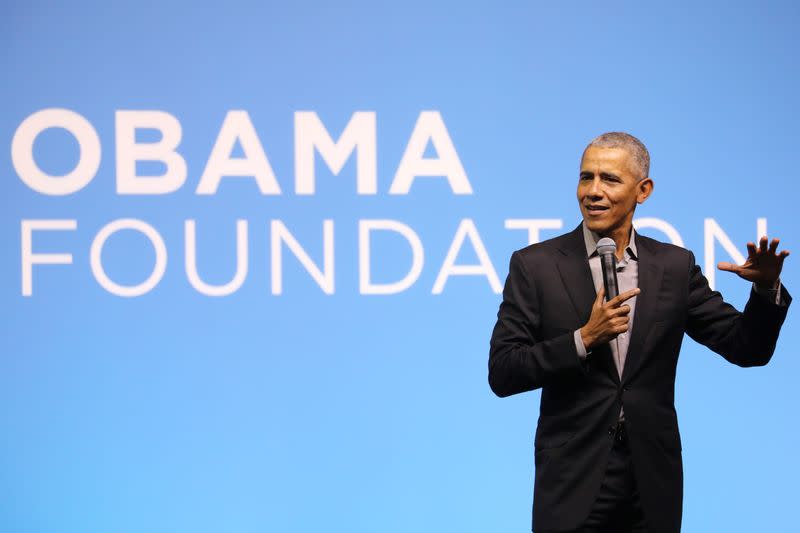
[{"xmin": 598, "ymin": 223, "xmax": 632, "ymax": 260}]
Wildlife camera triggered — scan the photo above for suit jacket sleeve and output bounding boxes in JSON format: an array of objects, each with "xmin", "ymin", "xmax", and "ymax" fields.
[
  {"xmin": 488, "ymin": 251, "xmax": 588, "ymax": 397},
  {"xmin": 684, "ymin": 251, "xmax": 791, "ymax": 366}
]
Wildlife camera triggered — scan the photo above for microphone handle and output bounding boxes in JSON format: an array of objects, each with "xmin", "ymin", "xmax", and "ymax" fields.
[{"xmin": 600, "ymin": 254, "xmax": 619, "ymax": 301}]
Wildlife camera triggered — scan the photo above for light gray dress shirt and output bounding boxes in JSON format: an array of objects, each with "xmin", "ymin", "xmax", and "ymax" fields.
[{"xmin": 572, "ymin": 223, "xmax": 638, "ymax": 378}]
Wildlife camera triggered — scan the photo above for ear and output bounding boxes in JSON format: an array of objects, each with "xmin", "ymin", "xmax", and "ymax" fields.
[{"xmin": 636, "ymin": 178, "xmax": 653, "ymax": 204}]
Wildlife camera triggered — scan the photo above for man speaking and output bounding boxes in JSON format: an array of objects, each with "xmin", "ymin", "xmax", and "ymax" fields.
[{"xmin": 488, "ymin": 132, "xmax": 791, "ymax": 533}]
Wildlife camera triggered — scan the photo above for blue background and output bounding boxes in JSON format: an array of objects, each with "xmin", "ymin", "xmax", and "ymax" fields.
[{"xmin": 2, "ymin": 1, "xmax": 797, "ymax": 532}]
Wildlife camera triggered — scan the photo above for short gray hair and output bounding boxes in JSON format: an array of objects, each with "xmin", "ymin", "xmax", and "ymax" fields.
[{"xmin": 584, "ymin": 132, "xmax": 650, "ymax": 180}]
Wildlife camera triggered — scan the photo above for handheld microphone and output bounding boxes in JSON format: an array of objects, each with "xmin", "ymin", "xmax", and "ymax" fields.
[{"xmin": 596, "ymin": 237, "xmax": 619, "ymax": 301}]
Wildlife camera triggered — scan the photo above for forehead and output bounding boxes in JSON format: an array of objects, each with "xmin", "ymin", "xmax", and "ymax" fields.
[{"xmin": 580, "ymin": 146, "xmax": 637, "ymax": 176}]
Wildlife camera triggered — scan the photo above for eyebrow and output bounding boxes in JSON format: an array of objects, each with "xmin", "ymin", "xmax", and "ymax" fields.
[{"xmin": 579, "ymin": 171, "xmax": 622, "ymax": 180}]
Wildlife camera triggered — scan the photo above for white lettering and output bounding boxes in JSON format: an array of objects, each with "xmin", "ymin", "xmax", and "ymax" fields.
[
  {"xmin": 197, "ymin": 111, "xmax": 281, "ymax": 195},
  {"xmin": 703, "ymin": 218, "xmax": 751, "ymax": 291},
  {"xmin": 359, "ymin": 219, "xmax": 424, "ymax": 295},
  {"xmin": 12, "ymin": 109, "xmax": 101, "ymax": 195},
  {"xmin": 185, "ymin": 220, "xmax": 248, "ymax": 296},
  {"xmin": 21, "ymin": 219, "xmax": 77, "ymax": 296},
  {"xmin": 504, "ymin": 218, "xmax": 563, "ymax": 245},
  {"xmin": 90, "ymin": 219, "xmax": 167, "ymax": 297},
  {"xmin": 295, "ymin": 111, "xmax": 377, "ymax": 195},
  {"xmin": 433, "ymin": 219, "xmax": 500, "ymax": 294},
  {"xmin": 271, "ymin": 220, "xmax": 334, "ymax": 294},
  {"xmin": 116, "ymin": 110, "xmax": 187, "ymax": 194},
  {"xmin": 390, "ymin": 111, "xmax": 471, "ymax": 195},
  {"xmin": 633, "ymin": 217, "xmax": 685, "ymax": 247}
]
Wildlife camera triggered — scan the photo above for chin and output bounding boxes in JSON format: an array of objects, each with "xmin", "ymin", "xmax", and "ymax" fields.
[{"xmin": 583, "ymin": 219, "xmax": 610, "ymax": 234}]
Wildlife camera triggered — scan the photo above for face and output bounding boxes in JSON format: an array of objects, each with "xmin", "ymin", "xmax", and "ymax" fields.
[{"xmin": 577, "ymin": 146, "xmax": 653, "ymax": 238}]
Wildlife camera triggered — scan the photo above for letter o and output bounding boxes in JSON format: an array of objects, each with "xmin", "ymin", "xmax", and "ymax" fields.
[
  {"xmin": 90, "ymin": 219, "xmax": 167, "ymax": 297},
  {"xmin": 11, "ymin": 108, "xmax": 101, "ymax": 195},
  {"xmin": 633, "ymin": 217, "xmax": 685, "ymax": 247}
]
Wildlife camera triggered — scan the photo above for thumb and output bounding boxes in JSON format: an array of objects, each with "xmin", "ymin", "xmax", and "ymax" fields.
[{"xmin": 717, "ymin": 262, "xmax": 739, "ymax": 273}]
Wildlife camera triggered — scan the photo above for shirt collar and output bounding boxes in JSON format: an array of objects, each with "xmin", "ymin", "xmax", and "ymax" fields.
[{"xmin": 581, "ymin": 221, "xmax": 638, "ymax": 260}]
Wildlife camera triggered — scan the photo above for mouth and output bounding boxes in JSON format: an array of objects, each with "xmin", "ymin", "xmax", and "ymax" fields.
[{"xmin": 585, "ymin": 204, "xmax": 609, "ymax": 215}]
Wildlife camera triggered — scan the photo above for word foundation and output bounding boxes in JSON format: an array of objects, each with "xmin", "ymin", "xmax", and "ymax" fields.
[{"xmin": 21, "ymin": 217, "xmax": 764, "ymax": 297}]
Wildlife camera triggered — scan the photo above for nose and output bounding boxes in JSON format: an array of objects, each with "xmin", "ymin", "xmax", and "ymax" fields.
[{"xmin": 586, "ymin": 176, "xmax": 603, "ymax": 198}]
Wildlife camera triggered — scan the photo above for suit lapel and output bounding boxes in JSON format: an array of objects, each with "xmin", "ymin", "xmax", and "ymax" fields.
[
  {"xmin": 621, "ymin": 233, "xmax": 664, "ymax": 383},
  {"xmin": 556, "ymin": 225, "xmax": 596, "ymax": 326},
  {"xmin": 556, "ymin": 224, "xmax": 619, "ymax": 383}
]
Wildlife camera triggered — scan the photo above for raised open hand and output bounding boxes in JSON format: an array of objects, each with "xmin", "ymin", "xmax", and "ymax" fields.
[{"xmin": 717, "ymin": 236, "xmax": 790, "ymax": 289}]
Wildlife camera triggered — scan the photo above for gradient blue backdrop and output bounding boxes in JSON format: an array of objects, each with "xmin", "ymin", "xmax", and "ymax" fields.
[{"xmin": 2, "ymin": 2, "xmax": 797, "ymax": 532}]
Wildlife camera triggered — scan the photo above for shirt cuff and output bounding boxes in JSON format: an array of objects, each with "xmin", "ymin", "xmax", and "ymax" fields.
[
  {"xmin": 574, "ymin": 329, "xmax": 589, "ymax": 360},
  {"xmin": 752, "ymin": 278, "xmax": 783, "ymax": 306}
]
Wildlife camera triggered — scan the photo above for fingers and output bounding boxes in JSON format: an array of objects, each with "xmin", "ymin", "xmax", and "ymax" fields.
[
  {"xmin": 717, "ymin": 261, "xmax": 739, "ymax": 272},
  {"xmin": 611, "ymin": 304, "xmax": 632, "ymax": 317},
  {"xmin": 768, "ymin": 238, "xmax": 780, "ymax": 254},
  {"xmin": 609, "ymin": 316, "xmax": 630, "ymax": 333},
  {"xmin": 608, "ymin": 287, "xmax": 640, "ymax": 307},
  {"xmin": 752, "ymin": 236, "xmax": 789, "ymax": 259},
  {"xmin": 611, "ymin": 321, "xmax": 630, "ymax": 334},
  {"xmin": 594, "ymin": 287, "xmax": 605, "ymax": 305}
]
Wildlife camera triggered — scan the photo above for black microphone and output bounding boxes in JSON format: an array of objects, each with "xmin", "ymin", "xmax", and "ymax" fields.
[{"xmin": 596, "ymin": 237, "xmax": 619, "ymax": 301}]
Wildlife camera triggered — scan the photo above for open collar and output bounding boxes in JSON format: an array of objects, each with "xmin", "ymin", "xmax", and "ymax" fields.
[{"xmin": 581, "ymin": 222, "xmax": 638, "ymax": 261}]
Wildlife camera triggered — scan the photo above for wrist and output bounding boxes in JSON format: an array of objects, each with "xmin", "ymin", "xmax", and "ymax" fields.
[
  {"xmin": 580, "ymin": 327, "xmax": 595, "ymax": 351},
  {"xmin": 755, "ymin": 278, "xmax": 779, "ymax": 290}
]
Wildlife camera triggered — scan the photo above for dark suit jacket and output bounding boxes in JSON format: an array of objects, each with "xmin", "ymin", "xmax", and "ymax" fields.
[{"xmin": 488, "ymin": 224, "xmax": 790, "ymax": 533}]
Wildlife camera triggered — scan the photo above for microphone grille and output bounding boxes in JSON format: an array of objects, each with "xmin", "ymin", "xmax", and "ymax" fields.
[{"xmin": 596, "ymin": 237, "xmax": 616, "ymax": 256}]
